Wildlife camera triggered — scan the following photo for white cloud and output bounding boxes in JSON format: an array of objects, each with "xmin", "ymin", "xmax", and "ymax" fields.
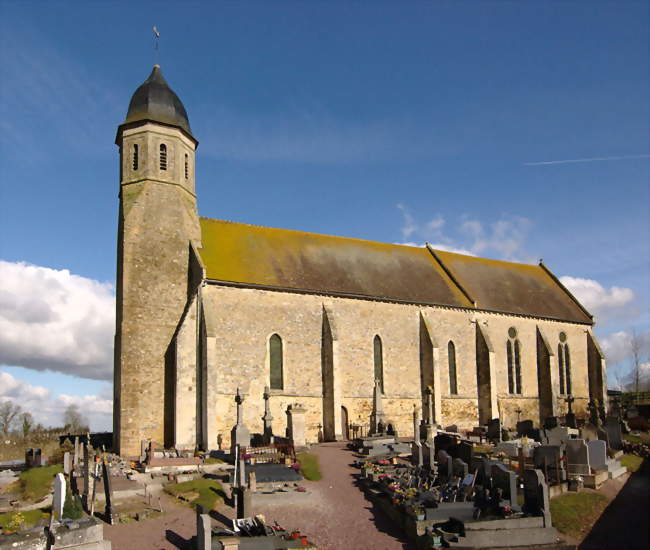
[
  {"xmin": 0, "ymin": 261, "xmax": 115, "ymax": 380},
  {"xmin": 559, "ymin": 276, "xmax": 636, "ymax": 324},
  {"xmin": 0, "ymin": 372, "xmax": 112, "ymax": 431},
  {"xmin": 600, "ymin": 330, "xmax": 650, "ymax": 366},
  {"xmin": 396, "ymin": 205, "xmax": 531, "ymax": 261}
]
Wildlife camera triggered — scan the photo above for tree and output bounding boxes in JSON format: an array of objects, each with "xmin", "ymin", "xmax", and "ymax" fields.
[
  {"xmin": 630, "ymin": 329, "xmax": 642, "ymax": 395},
  {"xmin": 20, "ymin": 412, "xmax": 34, "ymax": 440},
  {"xmin": 0, "ymin": 400, "xmax": 22, "ymax": 438},
  {"xmin": 63, "ymin": 404, "xmax": 89, "ymax": 434}
]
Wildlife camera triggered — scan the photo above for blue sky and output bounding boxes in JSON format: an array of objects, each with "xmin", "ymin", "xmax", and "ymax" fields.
[{"xmin": 1, "ymin": 1, "xmax": 648, "ymax": 430}]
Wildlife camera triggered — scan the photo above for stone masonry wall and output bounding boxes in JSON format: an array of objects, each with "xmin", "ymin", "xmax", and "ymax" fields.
[{"xmin": 180, "ymin": 284, "xmax": 597, "ymax": 450}]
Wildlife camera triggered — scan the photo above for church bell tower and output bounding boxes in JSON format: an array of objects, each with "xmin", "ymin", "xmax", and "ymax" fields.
[{"xmin": 114, "ymin": 66, "xmax": 201, "ymax": 456}]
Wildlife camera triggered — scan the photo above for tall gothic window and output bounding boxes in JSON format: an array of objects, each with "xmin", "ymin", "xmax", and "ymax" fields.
[
  {"xmin": 159, "ymin": 143, "xmax": 167, "ymax": 171},
  {"xmin": 269, "ymin": 334, "xmax": 283, "ymax": 390},
  {"xmin": 448, "ymin": 341, "xmax": 458, "ymax": 395},
  {"xmin": 132, "ymin": 144, "xmax": 139, "ymax": 170},
  {"xmin": 507, "ymin": 327, "xmax": 522, "ymax": 394},
  {"xmin": 184, "ymin": 153, "xmax": 189, "ymax": 179},
  {"xmin": 558, "ymin": 332, "xmax": 571, "ymax": 395},
  {"xmin": 374, "ymin": 335, "xmax": 384, "ymax": 393}
]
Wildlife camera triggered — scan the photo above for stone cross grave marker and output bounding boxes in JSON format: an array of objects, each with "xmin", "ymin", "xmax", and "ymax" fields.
[
  {"xmin": 565, "ymin": 395, "xmax": 577, "ymax": 428},
  {"xmin": 587, "ymin": 439, "xmax": 607, "ymax": 471},
  {"xmin": 566, "ymin": 439, "xmax": 591, "ymax": 475},
  {"xmin": 523, "ymin": 469, "xmax": 551, "ymax": 527},
  {"xmin": 262, "ymin": 386, "xmax": 274, "ymax": 445},
  {"xmin": 372, "ymin": 378, "xmax": 386, "ymax": 434},
  {"xmin": 52, "ymin": 473, "xmax": 66, "ymax": 522},
  {"xmin": 230, "ymin": 388, "xmax": 251, "ymax": 456}
]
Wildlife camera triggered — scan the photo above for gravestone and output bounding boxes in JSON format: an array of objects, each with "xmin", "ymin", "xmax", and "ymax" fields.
[
  {"xmin": 102, "ymin": 460, "xmax": 115, "ymax": 524},
  {"xmin": 286, "ymin": 404, "xmax": 306, "ymax": 448},
  {"xmin": 566, "ymin": 439, "xmax": 590, "ymax": 475},
  {"xmin": 446, "ymin": 424, "xmax": 458, "ymax": 433},
  {"xmin": 412, "ymin": 405, "xmax": 423, "ymax": 467},
  {"xmin": 523, "ymin": 469, "xmax": 551, "ymax": 527},
  {"xmin": 453, "ymin": 458, "xmax": 468, "ymax": 478},
  {"xmin": 63, "ymin": 452, "xmax": 71, "ymax": 475},
  {"xmin": 82, "ymin": 444, "xmax": 90, "ymax": 510},
  {"xmin": 587, "ymin": 440, "xmax": 607, "ymax": 471},
  {"xmin": 140, "ymin": 440, "xmax": 148, "ymax": 463},
  {"xmin": 458, "ymin": 441, "xmax": 473, "ymax": 465},
  {"xmin": 262, "ymin": 386, "xmax": 274, "ymax": 445},
  {"xmin": 491, "ymin": 463, "xmax": 518, "ymax": 510},
  {"xmin": 517, "ymin": 419, "xmax": 534, "ymax": 437},
  {"xmin": 197, "ymin": 513, "xmax": 211, "ymax": 550},
  {"xmin": 487, "ymin": 418, "xmax": 501, "ymax": 443},
  {"xmin": 231, "ymin": 388, "xmax": 251, "ymax": 456},
  {"xmin": 543, "ymin": 416, "xmax": 559, "ymax": 430},
  {"xmin": 533, "ymin": 445, "xmax": 565, "ymax": 484},
  {"xmin": 73, "ymin": 436, "xmax": 80, "ymax": 468},
  {"xmin": 605, "ymin": 417, "xmax": 623, "ymax": 450},
  {"xmin": 52, "ymin": 473, "xmax": 66, "ymax": 522},
  {"xmin": 248, "ymin": 471, "xmax": 257, "ymax": 493},
  {"xmin": 25, "ymin": 448, "xmax": 33, "ymax": 468},
  {"xmin": 437, "ymin": 450, "xmax": 453, "ymax": 479},
  {"xmin": 235, "ymin": 487, "xmax": 252, "ymax": 519},
  {"xmin": 581, "ymin": 422, "xmax": 599, "ymax": 442}
]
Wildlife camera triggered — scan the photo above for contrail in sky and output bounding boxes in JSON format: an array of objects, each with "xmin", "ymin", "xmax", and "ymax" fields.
[{"xmin": 524, "ymin": 154, "xmax": 650, "ymax": 166}]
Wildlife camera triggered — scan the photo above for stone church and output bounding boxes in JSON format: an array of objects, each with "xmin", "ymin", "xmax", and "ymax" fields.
[{"xmin": 113, "ymin": 66, "xmax": 607, "ymax": 457}]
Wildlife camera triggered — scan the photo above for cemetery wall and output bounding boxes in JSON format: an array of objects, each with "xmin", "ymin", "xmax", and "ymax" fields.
[{"xmin": 194, "ymin": 284, "xmax": 594, "ymax": 449}]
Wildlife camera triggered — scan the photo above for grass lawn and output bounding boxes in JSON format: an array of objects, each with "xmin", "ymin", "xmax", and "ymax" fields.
[
  {"xmin": 620, "ymin": 454, "xmax": 644, "ymax": 473},
  {"xmin": 296, "ymin": 452, "xmax": 322, "ymax": 481},
  {"xmin": 550, "ymin": 491, "xmax": 608, "ymax": 539},
  {"xmin": 165, "ymin": 478, "xmax": 225, "ymax": 510},
  {"xmin": 0, "ymin": 509, "xmax": 49, "ymax": 531},
  {"xmin": 7, "ymin": 465, "xmax": 64, "ymax": 502},
  {"xmin": 203, "ymin": 457, "xmax": 225, "ymax": 465}
]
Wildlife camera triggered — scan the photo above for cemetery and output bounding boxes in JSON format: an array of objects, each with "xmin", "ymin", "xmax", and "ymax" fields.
[{"xmin": 0, "ymin": 386, "xmax": 648, "ymax": 550}]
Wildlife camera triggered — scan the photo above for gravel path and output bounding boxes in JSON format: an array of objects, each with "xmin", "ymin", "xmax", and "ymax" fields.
[
  {"xmin": 253, "ymin": 442, "xmax": 414, "ymax": 550},
  {"xmin": 104, "ymin": 442, "xmax": 414, "ymax": 550}
]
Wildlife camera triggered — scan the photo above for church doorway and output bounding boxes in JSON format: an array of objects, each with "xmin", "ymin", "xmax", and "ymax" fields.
[
  {"xmin": 341, "ymin": 406, "xmax": 349, "ymax": 440},
  {"xmin": 475, "ymin": 324, "xmax": 493, "ymax": 425},
  {"xmin": 536, "ymin": 329, "xmax": 554, "ymax": 424}
]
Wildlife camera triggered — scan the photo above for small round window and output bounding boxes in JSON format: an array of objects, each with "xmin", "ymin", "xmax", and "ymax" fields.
[
  {"xmin": 559, "ymin": 332, "xmax": 567, "ymax": 343},
  {"xmin": 508, "ymin": 327, "xmax": 517, "ymax": 339}
]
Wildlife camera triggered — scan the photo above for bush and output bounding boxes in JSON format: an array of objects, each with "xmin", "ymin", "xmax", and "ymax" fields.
[{"xmin": 62, "ymin": 489, "xmax": 83, "ymax": 519}]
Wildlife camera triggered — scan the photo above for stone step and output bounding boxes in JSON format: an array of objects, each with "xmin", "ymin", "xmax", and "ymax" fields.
[
  {"xmin": 449, "ymin": 526, "xmax": 561, "ymax": 548},
  {"xmin": 465, "ymin": 516, "xmax": 544, "ymax": 530},
  {"xmin": 608, "ymin": 465, "xmax": 627, "ymax": 479}
]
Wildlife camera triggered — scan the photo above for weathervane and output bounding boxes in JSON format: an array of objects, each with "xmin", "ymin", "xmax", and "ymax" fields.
[{"xmin": 153, "ymin": 26, "xmax": 160, "ymax": 64}]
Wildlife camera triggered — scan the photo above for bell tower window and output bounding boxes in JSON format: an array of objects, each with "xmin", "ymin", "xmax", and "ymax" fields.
[
  {"xmin": 159, "ymin": 143, "xmax": 167, "ymax": 171},
  {"xmin": 184, "ymin": 154, "xmax": 189, "ymax": 179},
  {"xmin": 132, "ymin": 144, "xmax": 139, "ymax": 170}
]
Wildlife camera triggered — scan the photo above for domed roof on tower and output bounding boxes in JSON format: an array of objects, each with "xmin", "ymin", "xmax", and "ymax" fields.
[{"xmin": 123, "ymin": 65, "xmax": 193, "ymax": 137}]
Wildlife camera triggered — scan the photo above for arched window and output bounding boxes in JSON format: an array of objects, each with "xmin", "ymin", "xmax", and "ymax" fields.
[
  {"xmin": 132, "ymin": 144, "xmax": 139, "ymax": 170},
  {"xmin": 558, "ymin": 332, "xmax": 571, "ymax": 395},
  {"xmin": 448, "ymin": 341, "xmax": 458, "ymax": 395},
  {"xmin": 558, "ymin": 343, "xmax": 566, "ymax": 394},
  {"xmin": 507, "ymin": 328, "xmax": 522, "ymax": 394},
  {"xmin": 374, "ymin": 335, "xmax": 384, "ymax": 393},
  {"xmin": 159, "ymin": 143, "xmax": 167, "ymax": 171},
  {"xmin": 184, "ymin": 153, "xmax": 189, "ymax": 180},
  {"xmin": 269, "ymin": 334, "xmax": 283, "ymax": 390}
]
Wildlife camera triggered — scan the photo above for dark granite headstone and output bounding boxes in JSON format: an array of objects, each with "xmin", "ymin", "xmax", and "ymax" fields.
[
  {"xmin": 533, "ymin": 445, "xmax": 565, "ymax": 485},
  {"xmin": 491, "ymin": 462, "xmax": 518, "ymax": 509},
  {"xmin": 101, "ymin": 461, "xmax": 114, "ymax": 525},
  {"xmin": 25, "ymin": 448, "xmax": 33, "ymax": 468},
  {"xmin": 33, "ymin": 448, "xmax": 42, "ymax": 467},
  {"xmin": 605, "ymin": 417, "xmax": 623, "ymax": 450},
  {"xmin": 523, "ymin": 469, "xmax": 551, "ymax": 526},
  {"xmin": 543, "ymin": 416, "xmax": 559, "ymax": 430},
  {"xmin": 437, "ymin": 450, "xmax": 453, "ymax": 479},
  {"xmin": 452, "ymin": 458, "xmax": 468, "ymax": 478},
  {"xmin": 517, "ymin": 420, "xmax": 534, "ymax": 437},
  {"xmin": 457, "ymin": 441, "xmax": 473, "ymax": 465},
  {"xmin": 445, "ymin": 424, "xmax": 458, "ymax": 433},
  {"xmin": 487, "ymin": 418, "xmax": 501, "ymax": 443}
]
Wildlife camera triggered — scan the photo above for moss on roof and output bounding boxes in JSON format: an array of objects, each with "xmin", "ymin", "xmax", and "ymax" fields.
[{"xmin": 198, "ymin": 217, "xmax": 593, "ymax": 324}]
